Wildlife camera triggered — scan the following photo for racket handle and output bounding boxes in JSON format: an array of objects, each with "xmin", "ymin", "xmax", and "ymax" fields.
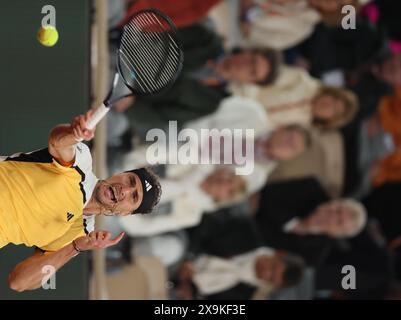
[{"xmin": 86, "ymin": 103, "xmax": 110, "ymax": 130}]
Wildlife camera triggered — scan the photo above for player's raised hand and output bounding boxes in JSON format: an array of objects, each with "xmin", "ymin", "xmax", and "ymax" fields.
[
  {"xmin": 74, "ymin": 231, "xmax": 125, "ymax": 251},
  {"xmin": 71, "ymin": 110, "xmax": 96, "ymax": 142}
]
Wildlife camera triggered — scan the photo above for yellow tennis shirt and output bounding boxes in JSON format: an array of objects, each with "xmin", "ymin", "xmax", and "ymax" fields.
[{"xmin": 0, "ymin": 143, "xmax": 97, "ymax": 252}]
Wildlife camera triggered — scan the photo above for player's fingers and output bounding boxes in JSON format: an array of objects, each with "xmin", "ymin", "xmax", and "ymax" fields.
[
  {"xmin": 79, "ymin": 115, "xmax": 88, "ymax": 130},
  {"xmin": 72, "ymin": 128, "xmax": 81, "ymax": 141},
  {"xmin": 95, "ymin": 231, "xmax": 107, "ymax": 241},
  {"xmin": 89, "ymin": 232, "xmax": 99, "ymax": 245},
  {"xmin": 105, "ymin": 232, "xmax": 125, "ymax": 247},
  {"xmin": 97, "ymin": 233, "xmax": 112, "ymax": 248},
  {"xmin": 82, "ymin": 129, "xmax": 94, "ymax": 140},
  {"xmin": 101, "ymin": 231, "xmax": 111, "ymax": 242},
  {"xmin": 98, "ymin": 230, "xmax": 110, "ymax": 240},
  {"xmin": 74, "ymin": 124, "xmax": 85, "ymax": 138},
  {"xmin": 84, "ymin": 109, "xmax": 95, "ymax": 122}
]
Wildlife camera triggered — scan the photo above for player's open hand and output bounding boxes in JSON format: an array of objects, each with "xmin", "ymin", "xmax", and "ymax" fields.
[
  {"xmin": 71, "ymin": 110, "xmax": 96, "ymax": 142},
  {"xmin": 74, "ymin": 231, "xmax": 125, "ymax": 251}
]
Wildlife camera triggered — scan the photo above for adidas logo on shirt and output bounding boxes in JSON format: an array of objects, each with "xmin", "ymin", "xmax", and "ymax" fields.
[
  {"xmin": 145, "ymin": 180, "xmax": 152, "ymax": 192},
  {"xmin": 67, "ymin": 212, "xmax": 74, "ymax": 222}
]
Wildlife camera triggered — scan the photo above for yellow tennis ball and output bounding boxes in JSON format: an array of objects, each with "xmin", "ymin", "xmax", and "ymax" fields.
[{"xmin": 37, "ymin": 25, "xmax": 59, "ymax": 47}]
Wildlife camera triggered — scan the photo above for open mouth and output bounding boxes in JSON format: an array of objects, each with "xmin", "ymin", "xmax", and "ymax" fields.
[{"xmin": 107, "ymin": 186, "xmax": 117, "ymax": 203}]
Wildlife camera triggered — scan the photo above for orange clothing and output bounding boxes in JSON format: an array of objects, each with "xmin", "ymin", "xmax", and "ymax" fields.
[{"xmin": 373, "ymin": 86, "xmax": 401, "ymax": 186}]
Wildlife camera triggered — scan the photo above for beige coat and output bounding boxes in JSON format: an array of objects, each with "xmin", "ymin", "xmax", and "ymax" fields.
[
  {"xmin": 268, "ymin": 128, "xmax": 344, "ymax": 198},
  {"xmin": 231, "ymin": 65, "xmax": 321, "ymax": 129},
  {"xmin": 209, "ymin": 0, "xmax": 320, "ymax": 50},
  {"xmin": 246, "ymin": 0, "xmax": 321, "ymax": 50},
  {"xmin": 193, "ymin": 247, "xmax": 275, "ymax": 296}
]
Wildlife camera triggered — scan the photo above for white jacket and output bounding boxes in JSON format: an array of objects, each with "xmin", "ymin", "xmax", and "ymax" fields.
[{"xmin": 120, "ymin": 97, "xmax": 276, "ymax": 236}]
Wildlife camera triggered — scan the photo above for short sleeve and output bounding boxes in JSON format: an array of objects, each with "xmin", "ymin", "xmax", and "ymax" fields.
[{"xmin": 73, "ymin": 142, "xmax": 93, "ymax": 173}]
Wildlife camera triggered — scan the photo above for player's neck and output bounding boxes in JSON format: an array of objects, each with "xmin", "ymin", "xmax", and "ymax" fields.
[{"xmin": 83, "ymin": 196, "xmax": 103, "ymax": 215}]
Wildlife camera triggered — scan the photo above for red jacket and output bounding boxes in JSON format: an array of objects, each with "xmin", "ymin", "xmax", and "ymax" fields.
[{"xmin": 120, "ymin": 0, "xmax": 221, "ymax": 28}]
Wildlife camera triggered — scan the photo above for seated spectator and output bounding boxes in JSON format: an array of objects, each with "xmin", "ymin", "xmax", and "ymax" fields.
[
  {"xmin": 210, "ymin": 0, "xmax": 320, "ymax": 51},
  {"xmin": 254, "ymin": 177, "xmax": 394, "ymax": 298},
  {"xmin": 284, "ymin": 199, "xmax": 366, "ymax": 238},
  {"xmin": 268, "ymin": 128, "xmax": 344, "ymax": 197},
  {"xmin": 254, "ymin": 177, "xmax": 365, "ymax": 263},
  {"xmin": 231, "ymin": 65, "xmax": 358, "ymax": 130},
  {"xmin": 120, "ymin": 121, "xmax": 310, "ymax": 236},
  {"xmin": 176, "ymin": 247, "xmax": 305, "ymax": 300},
  {"xmin": 127, "ymin": 45, "xmax": 281, "ymax": 139},
  {"xmin": 344, "ymin": 47, "xmax": 400, "ymax": 124},
  {"xmin": 311, "ymin": 86, "xmax": 358, "ymax": 130},
  {"xmin": 239, "ymin": 0, "xmax": 321, "ymax": 50},
  {"xmin": 231, "ymin": 65, "xmax": 320, "ymax": 128},
  {"xmin": 346, "ymin": 57, "xmax": 401, "ymax": 197},
  {"xmin": 295, "ymin": 0, "xmax": 388, "ymax": 80}
]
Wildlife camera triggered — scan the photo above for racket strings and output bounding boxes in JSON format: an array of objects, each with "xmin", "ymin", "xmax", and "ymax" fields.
[
  {"xmin": 121, "ymin": 30, "xmax": 172, "ymax": 92},
  {"xmin": 120, "ymin": 35, "xmax": 161, "ymax": 90},
  {"xmin": 119, "ymin": 52, "xmax": 149, "ymax": 93},
  {"xmin": 121, "ymin": 30, "xmax": 171, "ymax": 89},
  {"xmin": 136, "ymin": 14, "xmax": 180, "ymax": 81},
  {"xmin": 119, "ymin": 11, "xmax": 182, "ymax": 95},
  {"xmin": 138, "ymin": 13, "xmax": 181, "ymax": 59},
  {"xmin": 122, "ymin": 23, "xmax": 176, "ymax": 87}
]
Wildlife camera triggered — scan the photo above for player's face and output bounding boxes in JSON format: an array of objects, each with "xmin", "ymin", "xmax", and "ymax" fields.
[{"xmin": 96, "ymin": 172, "xmax": 143, "ymax": 216}]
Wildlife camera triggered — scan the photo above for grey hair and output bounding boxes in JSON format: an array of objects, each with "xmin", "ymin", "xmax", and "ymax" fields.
[{"xmin": 338, "ymin": 199, "xmax": 367, "ymax": 238}]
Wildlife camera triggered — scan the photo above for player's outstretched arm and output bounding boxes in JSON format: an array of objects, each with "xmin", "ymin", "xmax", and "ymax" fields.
[
  {"xmin": 48, "ymin": 110, "xmax": 95, "ymax": 165},
  {"xmin": 8, "ymin": 231, "xmax": 124, "ymax": 292}
]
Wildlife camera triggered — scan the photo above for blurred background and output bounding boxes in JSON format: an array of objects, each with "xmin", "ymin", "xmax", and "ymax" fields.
[{"xmin": 1, "ymin": 0, "xmax": 401, "ymax": 300}]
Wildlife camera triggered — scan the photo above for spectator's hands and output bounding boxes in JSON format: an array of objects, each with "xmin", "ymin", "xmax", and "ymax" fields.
[
  {"xmin": 366, "ymin": 114, "xmax": 383, "ymax": 137},
  {"xmin": 176, "ymin": 281, "xmax": 194, "ymax": 300},
  {"xmin": 74, "ymin": 231, "xmax": 125, "ymax": 251},
  {"xmin": 176, "ymin": 261, "xmax": 195, "ymax": 299},
  {"xmin": 248, "ymin": 192, "xmax": 261, "ymax": 216},
  {"xmin": 369, "ymin": 160, "xmax": 382, "ymax": 180},
  {"xmin": 178, "ymin": 260, "xmax": 194, "ymax": 282},
  {"xmin": 71, "ymin": 110, "xmax": 96, "ymax": 142},
  {"xmin": 240, "ymin": 21, "xmax": 251, "ymax": 37}
]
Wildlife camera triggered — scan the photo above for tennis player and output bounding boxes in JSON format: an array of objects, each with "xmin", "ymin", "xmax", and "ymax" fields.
[{"xmin": 0, "ymin": 110, "xmax": 161, "ymax": 291}]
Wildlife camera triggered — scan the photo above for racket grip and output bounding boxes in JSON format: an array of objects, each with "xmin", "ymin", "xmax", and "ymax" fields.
[{"xmin": 86, "ymin": 103, "xmax": 110, "ymax": 130}]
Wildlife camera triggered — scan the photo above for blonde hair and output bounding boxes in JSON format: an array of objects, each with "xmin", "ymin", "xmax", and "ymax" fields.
[
  {"xmin": 215, "ymin": 177, "xmax": 247, "ymax": 207},
  {"xmin": 208, "ymin": 168, "xmax": 247, "ymax": 207},
  {"xmin": 312, "ymin": 86, "xmax": 359, "ymax": 129}
]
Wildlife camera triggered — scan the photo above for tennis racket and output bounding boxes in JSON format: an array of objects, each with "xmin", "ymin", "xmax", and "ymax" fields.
[{"xmin": 86, "ymin": 9, "xmax": 183, "ymax": 130}]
